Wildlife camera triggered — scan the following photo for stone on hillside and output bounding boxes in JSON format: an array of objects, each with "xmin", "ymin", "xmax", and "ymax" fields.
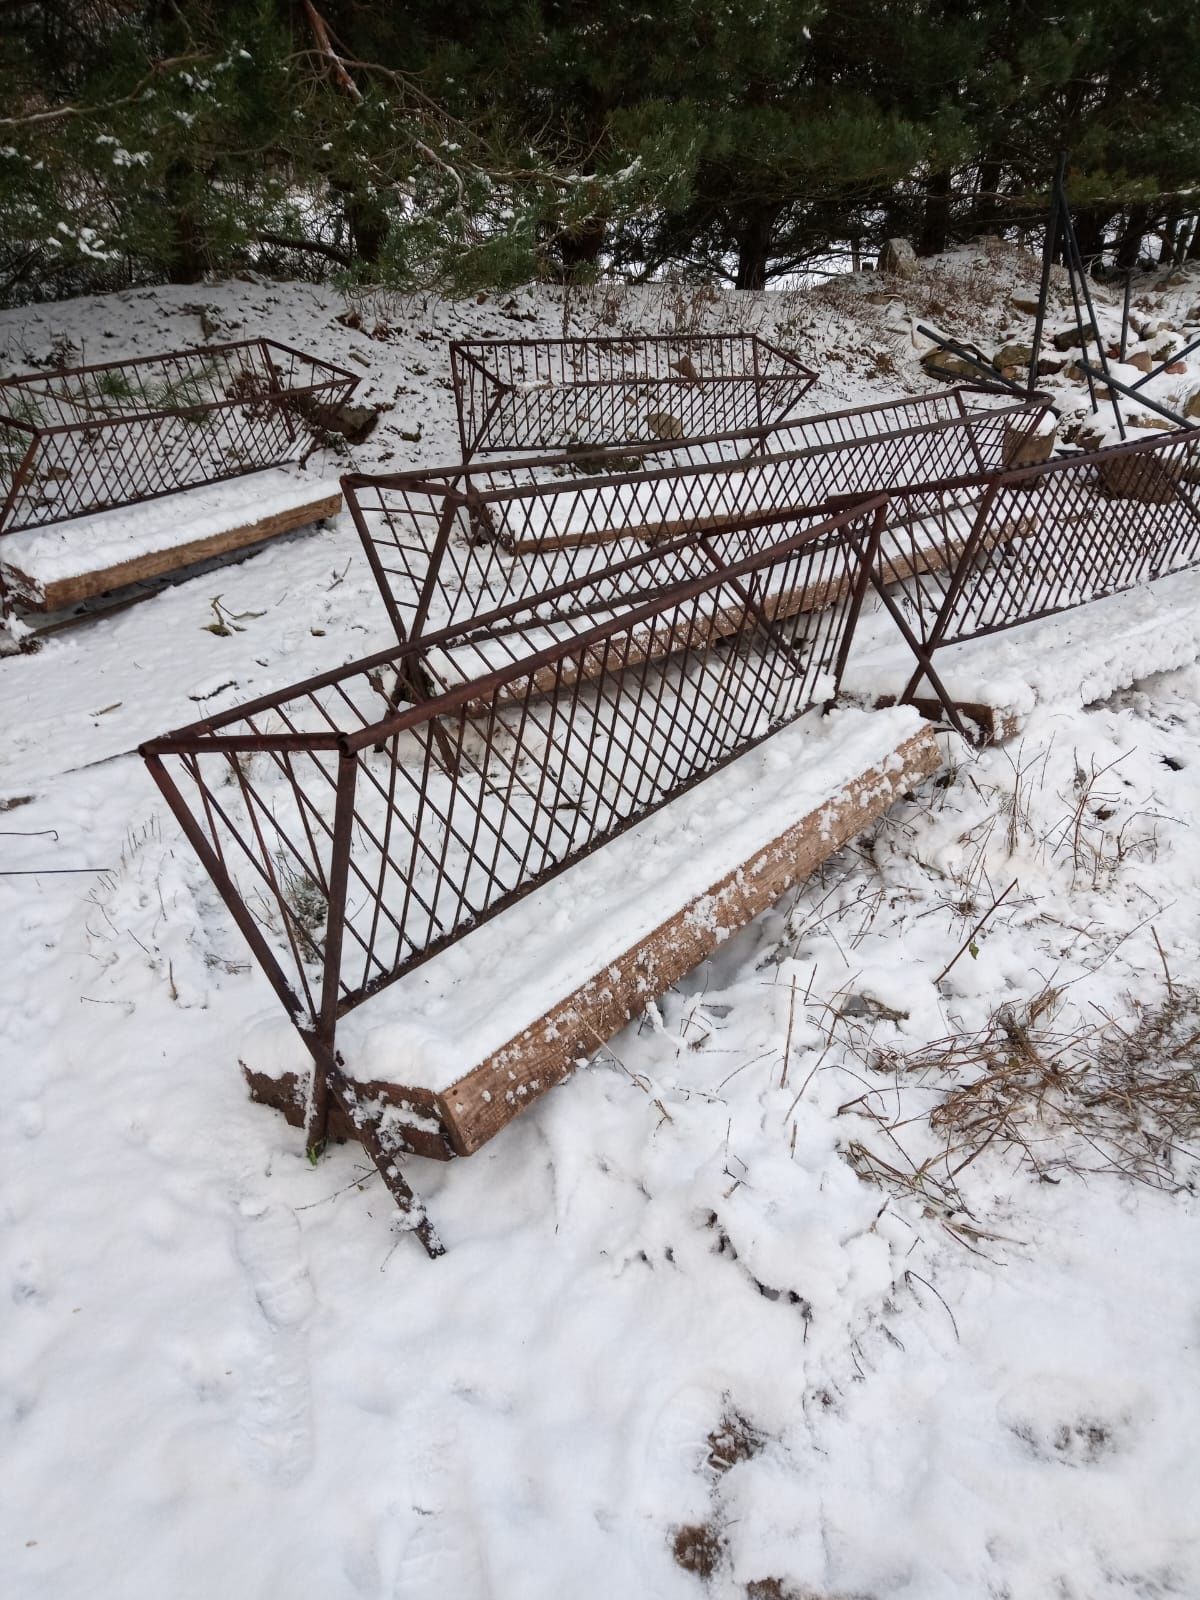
[
  {"xmin": 289, "ymin": 394, "xmax": 380, "ymax": 443},
  {"xmin": 920, "ymin": 346, "xmax": 984, "ymax": 382},
  {"xmin": 1186, "ymin": 391, "xmax": 1200, "ymax": 418},
  {"xmin": 646, "ymin": 410, "xmax": 685, "ymax": 440},
  {"xmin": 1070, "ymin": 419, "xmax": 1109, "ymax": 452},
  {"xmin": 1009, "ymin": 294, "xmax": 1041, "ymax": 316},
  {"xmin": 877, "ymin": 238, "xmax": 917, "ymax": 278},
  {"xmin": 1002, "ymin": 419, "xmax": 1055, "ymax": 468},
  {"xmin": 1099, "ymin": 451, "xmax": 1184, "ymax": 504},
  {"xmin": 993, "ymin": 342, "xmax": 1034, "ymax": 369},
  {"xmin": 1126, "ymin": 351, "xmax": 1154, "ymax": 373},
  {"xmin": 1052, "ymin": 327, "xmax": 1087, "ymax": 351},
  {"xmin": 320, "ymin": 400, "xmax": 380, "ymax": 444}
]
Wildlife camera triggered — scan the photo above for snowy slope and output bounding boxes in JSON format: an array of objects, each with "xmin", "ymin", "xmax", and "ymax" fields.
[{"xmin": 3, "ymin": 256, "xmax": 1200, "ymax": 1600}]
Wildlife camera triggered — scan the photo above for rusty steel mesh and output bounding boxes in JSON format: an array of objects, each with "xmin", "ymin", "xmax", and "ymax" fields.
[
  {"xmin": 867, "ymin": 424, "xmax": 1200, "ymax": 720},
  {"xmin": 0, "ymin": 339, "xmax": 357, "ymax": 533},
  {"xmin": 348, "ymin": 392, "xmax": 1051, "ymax": 647},
  {"xmin": 142, "ymin": 495, "xmax": 885, "ymax": 1044},
  {"xmin": 449, "ymin": 333, "xmax": 818, "ymax": 457}
]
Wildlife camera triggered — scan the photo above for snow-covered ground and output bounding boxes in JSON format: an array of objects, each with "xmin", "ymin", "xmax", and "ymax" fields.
[{"xmin": 3, "ymin": 252, "xmax": 1200, "ymax": 1599}]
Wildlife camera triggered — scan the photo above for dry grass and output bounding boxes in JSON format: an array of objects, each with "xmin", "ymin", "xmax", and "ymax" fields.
[
  {"xmin": 807, "ymin": 236, "xmax": 1068, "ymax": 348},
  {"xmin": 850, "ymin": 980, "xmax": 1200, "ymax": 1208}
]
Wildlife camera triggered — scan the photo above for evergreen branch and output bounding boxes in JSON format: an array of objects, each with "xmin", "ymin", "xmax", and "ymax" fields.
[
  {"xmin": 254, "ymin": 231, "xmax": 352, "ymax": 267},
  {"xmin": 297, "ymin": 9, "xmax": 467, "ymax": 209},
  {"xmin": 0, "ymin": 53, "xmax": 209, "ymax": 128}
]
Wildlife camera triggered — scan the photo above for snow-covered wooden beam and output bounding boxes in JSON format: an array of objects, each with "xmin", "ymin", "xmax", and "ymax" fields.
[
  {"xmin": 240, "ymin": 708, "xmax": 940, "ymax": 1161},
  {"xmin": 1, "ymin": 469, "xmax": 341, "ymax": 613}
]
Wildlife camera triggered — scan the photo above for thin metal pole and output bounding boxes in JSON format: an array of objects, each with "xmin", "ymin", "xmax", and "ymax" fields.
[
  {"xmin": 1120, "ymin": 271, "xmax": 1133, "ymax": 362},
  {"xmin": 1029, "ymin": 153, "xmax": 1067, "ymax": 397},
  {"xmin": 1059, "ymin": 194, "xmax": 1126, "ymax": 440},
  {"xmin": 0, "ymin": 436, "xmax": 38, "ymax": 538},
  {"xmin": 306, "ymin": 749, "xmax": 359, "ymax": 1155},
  {"xmin": 915, "ymin": 325, "xmax": 1057, "ymax": 408},
  {"xmin": 1129, "ymin": 331, "xmax": 1200, "ymax": 392},
  {"xmin": 1074, "ymin": 360, "xmax": 1196, "ymax": 429}
]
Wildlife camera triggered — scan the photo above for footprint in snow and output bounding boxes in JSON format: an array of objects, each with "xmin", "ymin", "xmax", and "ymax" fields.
[
  {"xmin": 232, "ymin": 1199, "xmax": 316, "ymax": 1486},
  {"xmin": 10, "ymin": 1257, "xmax": 47, "ymax": 1306},
  {"xmin": 16, "ymin": 1101, "xmax": 43, "ymax": 1140},
  {"xmin": 624, "ymin": 1378, "xmax": 727, "ymax": 1569},
  {"xmin": 385, "ymin": 1414, "xmax": 490, "ymax": 1599},
  {"xmin": 389, "ymin": 1502, "xmax": 490, "ymax": 1600}
]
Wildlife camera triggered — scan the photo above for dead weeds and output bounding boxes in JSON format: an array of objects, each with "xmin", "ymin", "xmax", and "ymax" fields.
[
  {"xmin": 707, "ymin": 1409, "xmax": 766, "ymax": 1475},
  {"xmin": 853, "ymin": 979, "xmax": 1200, "ymax": 1203}
]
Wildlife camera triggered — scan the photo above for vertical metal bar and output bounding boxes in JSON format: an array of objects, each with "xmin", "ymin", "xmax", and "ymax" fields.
[
  {"xmin": 306, "ymin": 747, "xmax": 359, "ymax": 1154},
  {"xmin": 409, "ymin": 492, "xmax": 464, "ymax": 641},
  {"xmin": 1060, "ymin": 199, "xmax": 1125, "ymax": 439},
  {"xmin": 830, "ymin": 501, "xmax": 887, "ymax": 697},
  {"xmin": 0, "ymin": 435, "xmax": 39, "ymax": 539},
  {"xmin": 144, "ymin": 752, "xmax": 309, "ymax": 1023},
  {"xmin": 1028, "ymin": 153, "xmax": 1067, "ymax": 398},
  {"xmin": 261, "ymin": 336, "xmax": 297, "ymax": 445},
  {"xmin": 448, "ymin": 344, "xmax": 471, "ymax": 459},
  {"xmin": 1120, "ymin": 270, "xmax": 1133, "ymax": 362},
  {"xmin": 751, "ymin": 337, "xmax": 765, "ymax": 444}
]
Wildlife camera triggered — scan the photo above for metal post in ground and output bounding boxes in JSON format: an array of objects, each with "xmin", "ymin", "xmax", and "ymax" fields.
[{"xmin": 1029, "ymin": 153, "xmax": 1067, "ymax": 397}]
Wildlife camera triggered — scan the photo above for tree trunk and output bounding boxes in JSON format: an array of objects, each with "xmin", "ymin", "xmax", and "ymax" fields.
[
  {"xmin": 917, "ymin": 169, "xmax": 952, "ymax": 257},
  {"xmin": 1070, "ymin": 207, "xmax": 1113, "ymax": 271},
  {"xmin": 553, "ymin": 215, "xmax": 607, "ymax": 282},
  {"xmin": 164, "ymin": 160, "xmax": 204, "ymax": 284},
  {"xmin": 1159, "ymin": 207, "xmax": 1180, "ymax": 265},
  {"xmin": 345, "ymin": 191, "xmax": 389, "ymax": 267},
  {"xmin": 1115, "ymin": 205, "xmax": 1150, "ymax": 272},
  {"xmin": 973, "ymin": 155, "xmax": 1003, "ymax": 231},
  {"xmin": 734, "ymin": 207, "xmax": 777, "ymax": 290}
]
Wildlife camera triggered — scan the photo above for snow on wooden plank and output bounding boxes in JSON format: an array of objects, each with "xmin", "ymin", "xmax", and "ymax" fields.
[
  {"xmin": 845, "ymin": 564, "xmax": 1200, "ymax": 741},
  {"xmin": 0, "ymin": 469, "xmax": 342, "ymax": 610},
  {"xmin": 241, "ymin": 705, "xmax": 939, "ymax": 1157}
]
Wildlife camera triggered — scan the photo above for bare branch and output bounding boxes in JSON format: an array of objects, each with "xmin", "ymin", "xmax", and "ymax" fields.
[
  {"xmin": 0, "ymin": 53, "xmax": 208, "ymax": 129},
  {"xmin": 254, "ymin": 230, "xmax": 352, "ymax": 267},
  {"xmin": 302, "ymin": 2, "xmax": 363, "ymax": 103}
]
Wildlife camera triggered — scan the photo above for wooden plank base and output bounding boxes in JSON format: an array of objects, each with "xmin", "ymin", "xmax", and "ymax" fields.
[
  {"xmin": 244, "ymin": 722, "xmax": 941, "ymax": 1161},
  {"xmin": 3, "ymin": 487, "xmax": 342, "ymax": 611},
  {"xmin": 902, "ymin": 696, "xmax": 1021, "ymax": 746}
]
